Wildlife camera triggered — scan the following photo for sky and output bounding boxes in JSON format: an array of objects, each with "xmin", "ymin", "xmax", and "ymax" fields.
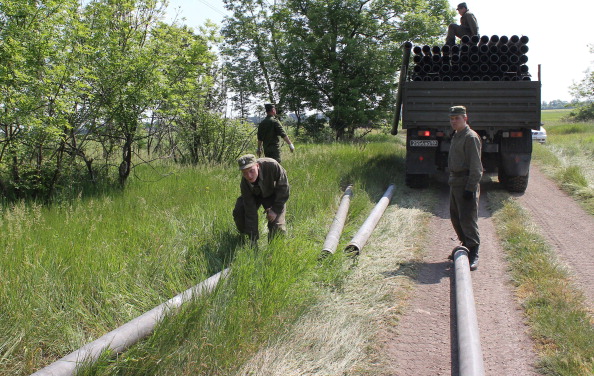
[{"xmin": 165, "ymin": 0, "xmax": 594, "ymax": 103}]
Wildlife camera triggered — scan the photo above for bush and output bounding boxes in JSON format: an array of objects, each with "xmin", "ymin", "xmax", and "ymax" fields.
[{"xmin": 568, "ymin": 103, "xmax": 594, "ymax": 122}]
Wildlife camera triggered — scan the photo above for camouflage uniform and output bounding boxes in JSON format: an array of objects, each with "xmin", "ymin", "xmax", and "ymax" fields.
[
  {"xmin": 258, "ymin": 115, "xmax": 288, "ymax": 163},
  {"xmin": 445, "ymin": 9, "xmax": 479, "ymax": 45},
  {"xmin": 233, "ymin": 157, "xmax": 290, "ymax": 241},
  {"xmin": 448, "ymin": 124, "xmax": 482, "ymax": 249}
]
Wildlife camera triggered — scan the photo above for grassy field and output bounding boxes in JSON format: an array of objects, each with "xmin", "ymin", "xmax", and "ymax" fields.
[
  {"xmin": 2, "ymin": 112, "xmax": 594, "ymax": 374},
  {"xmin": 0, "ymin": 140, "xmax": 405, "ymax": 375},
  {"xmin": 534, "ymin": 109, "xmax": 594, "ymax": 214}
]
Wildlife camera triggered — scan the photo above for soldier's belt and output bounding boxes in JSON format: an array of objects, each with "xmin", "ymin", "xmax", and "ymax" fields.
[{"xmin": 450, "ymin": 170, "xmax": 469, "ymax": 177}]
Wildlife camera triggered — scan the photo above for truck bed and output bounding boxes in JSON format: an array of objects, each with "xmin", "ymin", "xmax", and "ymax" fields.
[{"xmin": 401, "ymin": 81, "xmax": 541, "ymax": 130}]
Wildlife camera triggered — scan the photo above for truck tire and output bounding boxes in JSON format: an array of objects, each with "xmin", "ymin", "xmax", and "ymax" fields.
[
  {"xmin": 506, "ymin": 174, "xmax": 529, "ymax": 193},
  {"xmin": 406, "ymin": 174, "xmax": 429, "ymax": 189}
]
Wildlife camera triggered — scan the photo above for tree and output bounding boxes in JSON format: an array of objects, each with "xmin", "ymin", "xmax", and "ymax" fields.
[
  {"xmin": 0, "ymin": 0, "xmax": 81, "ymax": 199},
  {"xmin": 222, "ymin": 0, "xmax": 452, "ymax": 139},
  {"xmin": 0, "ymin": 0, "xmax": 225, "ymax": 200},
  {"xmin": 569, "ymin": 44, "xmax": 594, "ymax": 121}
]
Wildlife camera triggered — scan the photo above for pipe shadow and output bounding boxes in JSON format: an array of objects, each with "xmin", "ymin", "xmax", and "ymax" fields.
[{"xmin": 185, "ymin": 230, "xmax": 243, "ymax": 277}]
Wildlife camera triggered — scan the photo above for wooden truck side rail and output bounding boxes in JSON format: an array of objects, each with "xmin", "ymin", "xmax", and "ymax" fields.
[{"xmin": 401, "ymin": 81, "xmax": 541, "ymax": 130}]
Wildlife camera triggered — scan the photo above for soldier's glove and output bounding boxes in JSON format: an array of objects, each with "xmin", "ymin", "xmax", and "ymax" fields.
[
  {"xmin": 288, "ymin": 143, "xmax": 295, "ymax": 152},
  {"xmin": 463, "ymin": 190, "xmax": 474, "ymax": 200},
  {"xmin": 264, "ymin": 208, "xmax": 278, "ymax": 222}
]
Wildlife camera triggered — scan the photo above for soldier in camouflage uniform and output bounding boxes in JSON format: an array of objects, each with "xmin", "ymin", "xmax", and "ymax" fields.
[
  {"xmin": 233, "ymin": 154, "xmax": 290, "ymax": 243},
  {"xmin": 448, "ymin": 106, "xmax": 483, "ymax": 270},
  {"xmin": 257, "ymin": 104, "xmax": 295, "ymax": 163},
  {"xmin": 445, "ymin": 2, "xmax": 479, "ymax": 46}
]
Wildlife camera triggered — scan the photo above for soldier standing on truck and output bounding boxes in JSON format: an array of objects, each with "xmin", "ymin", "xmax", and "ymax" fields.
[
  {"xmin": 445, "ymin": 2, "xmax": 479, "ymax": 46},
  {"xmin": 257, "ymin": 104, "xmax": 295, "ymax": 163},
  {"xmin": 448, "ymin": 106, "xmax": 482, "ymax": 270}
]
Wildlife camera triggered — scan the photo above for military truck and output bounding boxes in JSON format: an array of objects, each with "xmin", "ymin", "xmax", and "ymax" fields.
[{"xmin": 392, "ymin": 35, "xmax": 541, "ymax": 192}]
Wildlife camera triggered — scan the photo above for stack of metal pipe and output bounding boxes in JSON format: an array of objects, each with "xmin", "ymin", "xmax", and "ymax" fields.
[{"xmin": 410, "ymin": 35, "xmax": 531, "ymax": 82}]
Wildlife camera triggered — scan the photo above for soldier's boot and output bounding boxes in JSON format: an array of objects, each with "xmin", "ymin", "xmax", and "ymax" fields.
[{"xmin": 468, "ymin": 245, "xmax": 479, "ymax": 271}]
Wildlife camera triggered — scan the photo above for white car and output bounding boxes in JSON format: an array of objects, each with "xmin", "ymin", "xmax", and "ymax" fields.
[{"xmin": 531, "ymin": 125, "xmax": 547, "ymax": 144}]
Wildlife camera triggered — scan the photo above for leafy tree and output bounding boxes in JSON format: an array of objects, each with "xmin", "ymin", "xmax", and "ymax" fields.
[
  {"xmin": 222, "ymin": 0, "xmax": 452, "ymax": 139},
  {"xmin": 569, "ymin": 44, "xmax": 594, "ymax": 121},
  {"xmin": 0, "ymin": 0, "xmax": 81, "ymax": 199}
]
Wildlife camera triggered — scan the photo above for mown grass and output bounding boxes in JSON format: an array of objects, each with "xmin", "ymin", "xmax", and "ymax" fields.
[
  {"xmin": 533, "ymin": 109, "xmax": 594, "ymax": 215},
  {"xmin": 489, "ymin": 192, "xmax": 594, "ymax": 375},
  {"xmin": 1, "ymin": 141, "xmax": 404, "ymax": 375}
]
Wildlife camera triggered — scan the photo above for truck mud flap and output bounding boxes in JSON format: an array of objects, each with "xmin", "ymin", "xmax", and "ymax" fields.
[{"xmin": 500, "ymin": 152, "xmax": 531, "ymax": 176}]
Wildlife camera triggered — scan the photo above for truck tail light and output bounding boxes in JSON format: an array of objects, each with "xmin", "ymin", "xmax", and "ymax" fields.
[
  {"xmin": 502, "ymin": 131, "xmax": 524, "ymax": 138},
  {"xmin": 418, "ymin": 130, "xmax": 431, "ymax": 137},
  {"xmin": 436, "ymin": 131, "xmax": 445, "ymax": 137}
]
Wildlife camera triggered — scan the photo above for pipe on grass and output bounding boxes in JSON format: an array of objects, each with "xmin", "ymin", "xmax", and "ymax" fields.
[
  {"xmin": 321, "ymin": 185, "xmax": 353, "ymax": 256},
  {"xmin": 453, "ymin": 246, "xmax": 485, "ymax": 376},
  {"xmin": 344, "ymin": 184, "xmax": 395, "ymax": 255},
  {"xmin": 31, "ymin": 268, "xmax": 230, "ymax": 376}
]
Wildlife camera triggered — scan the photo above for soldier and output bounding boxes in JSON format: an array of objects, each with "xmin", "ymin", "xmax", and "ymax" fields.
[
  {"xmin": 448, "ymin": 106, "xmax": 482, "ymax": 270},
  {"xmin": 257, "ymin": 103, "xmax": 295, "ymax": 163},
  {"xmin": 445, "ymin": 2, "xmax": 479, "ymax": 46},
  {"xmin": 233, "ymin": 154, "xmax": 290, "ymax": 243}
]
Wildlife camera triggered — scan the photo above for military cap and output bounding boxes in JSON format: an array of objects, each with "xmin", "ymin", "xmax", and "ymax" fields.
[
  {"xmin": 237, "ymin": 154, "xmax": 258, "ymax": 170},
  {"xmin": 264, "ymin": 103, "xmax": 276, "ymax": 112},
  {"xmin": 449, "ymin": 105, "xmax": 467, "ymax": 116},
  {"xmin": 456, "ymin": 2, "xmax": 467, "ymax": 10}
]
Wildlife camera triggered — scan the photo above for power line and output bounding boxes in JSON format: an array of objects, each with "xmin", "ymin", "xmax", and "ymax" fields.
[{"xmin": 196, "ymin": 0, "xmax": 227, "ymax": 17}]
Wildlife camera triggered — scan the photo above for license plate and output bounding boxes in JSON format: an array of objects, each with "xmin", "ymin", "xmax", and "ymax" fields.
[{"xmin": 410, "ymin": 140, "xmax": 438, "ymax": 147}]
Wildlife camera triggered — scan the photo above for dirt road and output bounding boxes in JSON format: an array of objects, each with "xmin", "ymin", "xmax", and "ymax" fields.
[
  {"xmin": 385, "ymin": 182, "xmax": 539, "ymax": 375},
  {"xmin": 515, "ymin": 166, "xmax": 594, "ymax": 309}
]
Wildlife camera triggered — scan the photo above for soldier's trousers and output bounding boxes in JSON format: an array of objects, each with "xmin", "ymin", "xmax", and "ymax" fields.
[
  {"xmin": 449, "ymin": 184, "xmax": 480, "ymax": 248},
  {"xmin": 233, "ymin": 195, "xmax": 286, "ymax": 241},
  {"xmin": 445, "ymin": 24, "xmax": 472, "ymax": 45}
]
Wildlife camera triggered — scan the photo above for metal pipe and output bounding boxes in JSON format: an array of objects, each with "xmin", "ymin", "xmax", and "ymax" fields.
[
  {"xmin": 31, "ymin": 269, "xmax": 230, "ymax": 376},
  {"xmin": 391, "ymin": 42, "xmax": 412, "ymax": 135},
  {"xmin": 453, "ymin": 246, "xmax": 485, "ymax": 376},
  {"xmin": 321, "ymin": 185, "xmax": 354, "ymax": 255},
  {"xmin": 344, "ymin": 184, "xmax": 395, "ymax": 255}
]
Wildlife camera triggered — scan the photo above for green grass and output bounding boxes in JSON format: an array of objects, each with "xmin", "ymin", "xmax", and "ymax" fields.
[
  {"xmin": 533, "ymin": 111, "xmax": 594, "ymax": 215},
  {"xmin": 541, "ymin": 108, "xmax": 573, "ymax": 124},
  {"xmin": 489, "ymin": 192, "xmax": 594, "ymax": 375},
  {"xmin": 1, "ymin": 142, "xmax": 404, "ymax": 375}
]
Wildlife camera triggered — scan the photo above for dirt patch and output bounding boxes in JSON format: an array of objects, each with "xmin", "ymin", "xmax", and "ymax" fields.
[
  {"xmin": 383, "ymin": 184, "xmax": 540, "ymax": 375},
  {"xmin": 514, "ymin": 166, "xmax": 594, "ymax": 310}
]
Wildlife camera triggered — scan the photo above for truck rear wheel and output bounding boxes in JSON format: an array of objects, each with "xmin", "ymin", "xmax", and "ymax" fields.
[
  {"xmin": 503, "ymin": 174, "xmax": 529, "ymax": 193},
  {"xmin": 406, "ymin": 174, "xmax": 429, "ymax": 189},
  {"xmin": 498, "ymin": 169, "xmax": 529, "ymax": 192}
]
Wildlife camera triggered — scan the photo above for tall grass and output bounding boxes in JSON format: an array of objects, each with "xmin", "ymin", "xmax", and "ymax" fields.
[
  {"xmin": 1, "ymin": 141, "xmax": 404, "ymax": 375},
  {"xmin": 533, "ymin": 110, "xmax": 594, "ymax": 215}
]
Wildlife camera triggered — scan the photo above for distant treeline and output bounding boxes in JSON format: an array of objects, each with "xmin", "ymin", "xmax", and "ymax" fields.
[{"xmin": 541, "ymin": 100, "xmax": 576, "ymax": 110}]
